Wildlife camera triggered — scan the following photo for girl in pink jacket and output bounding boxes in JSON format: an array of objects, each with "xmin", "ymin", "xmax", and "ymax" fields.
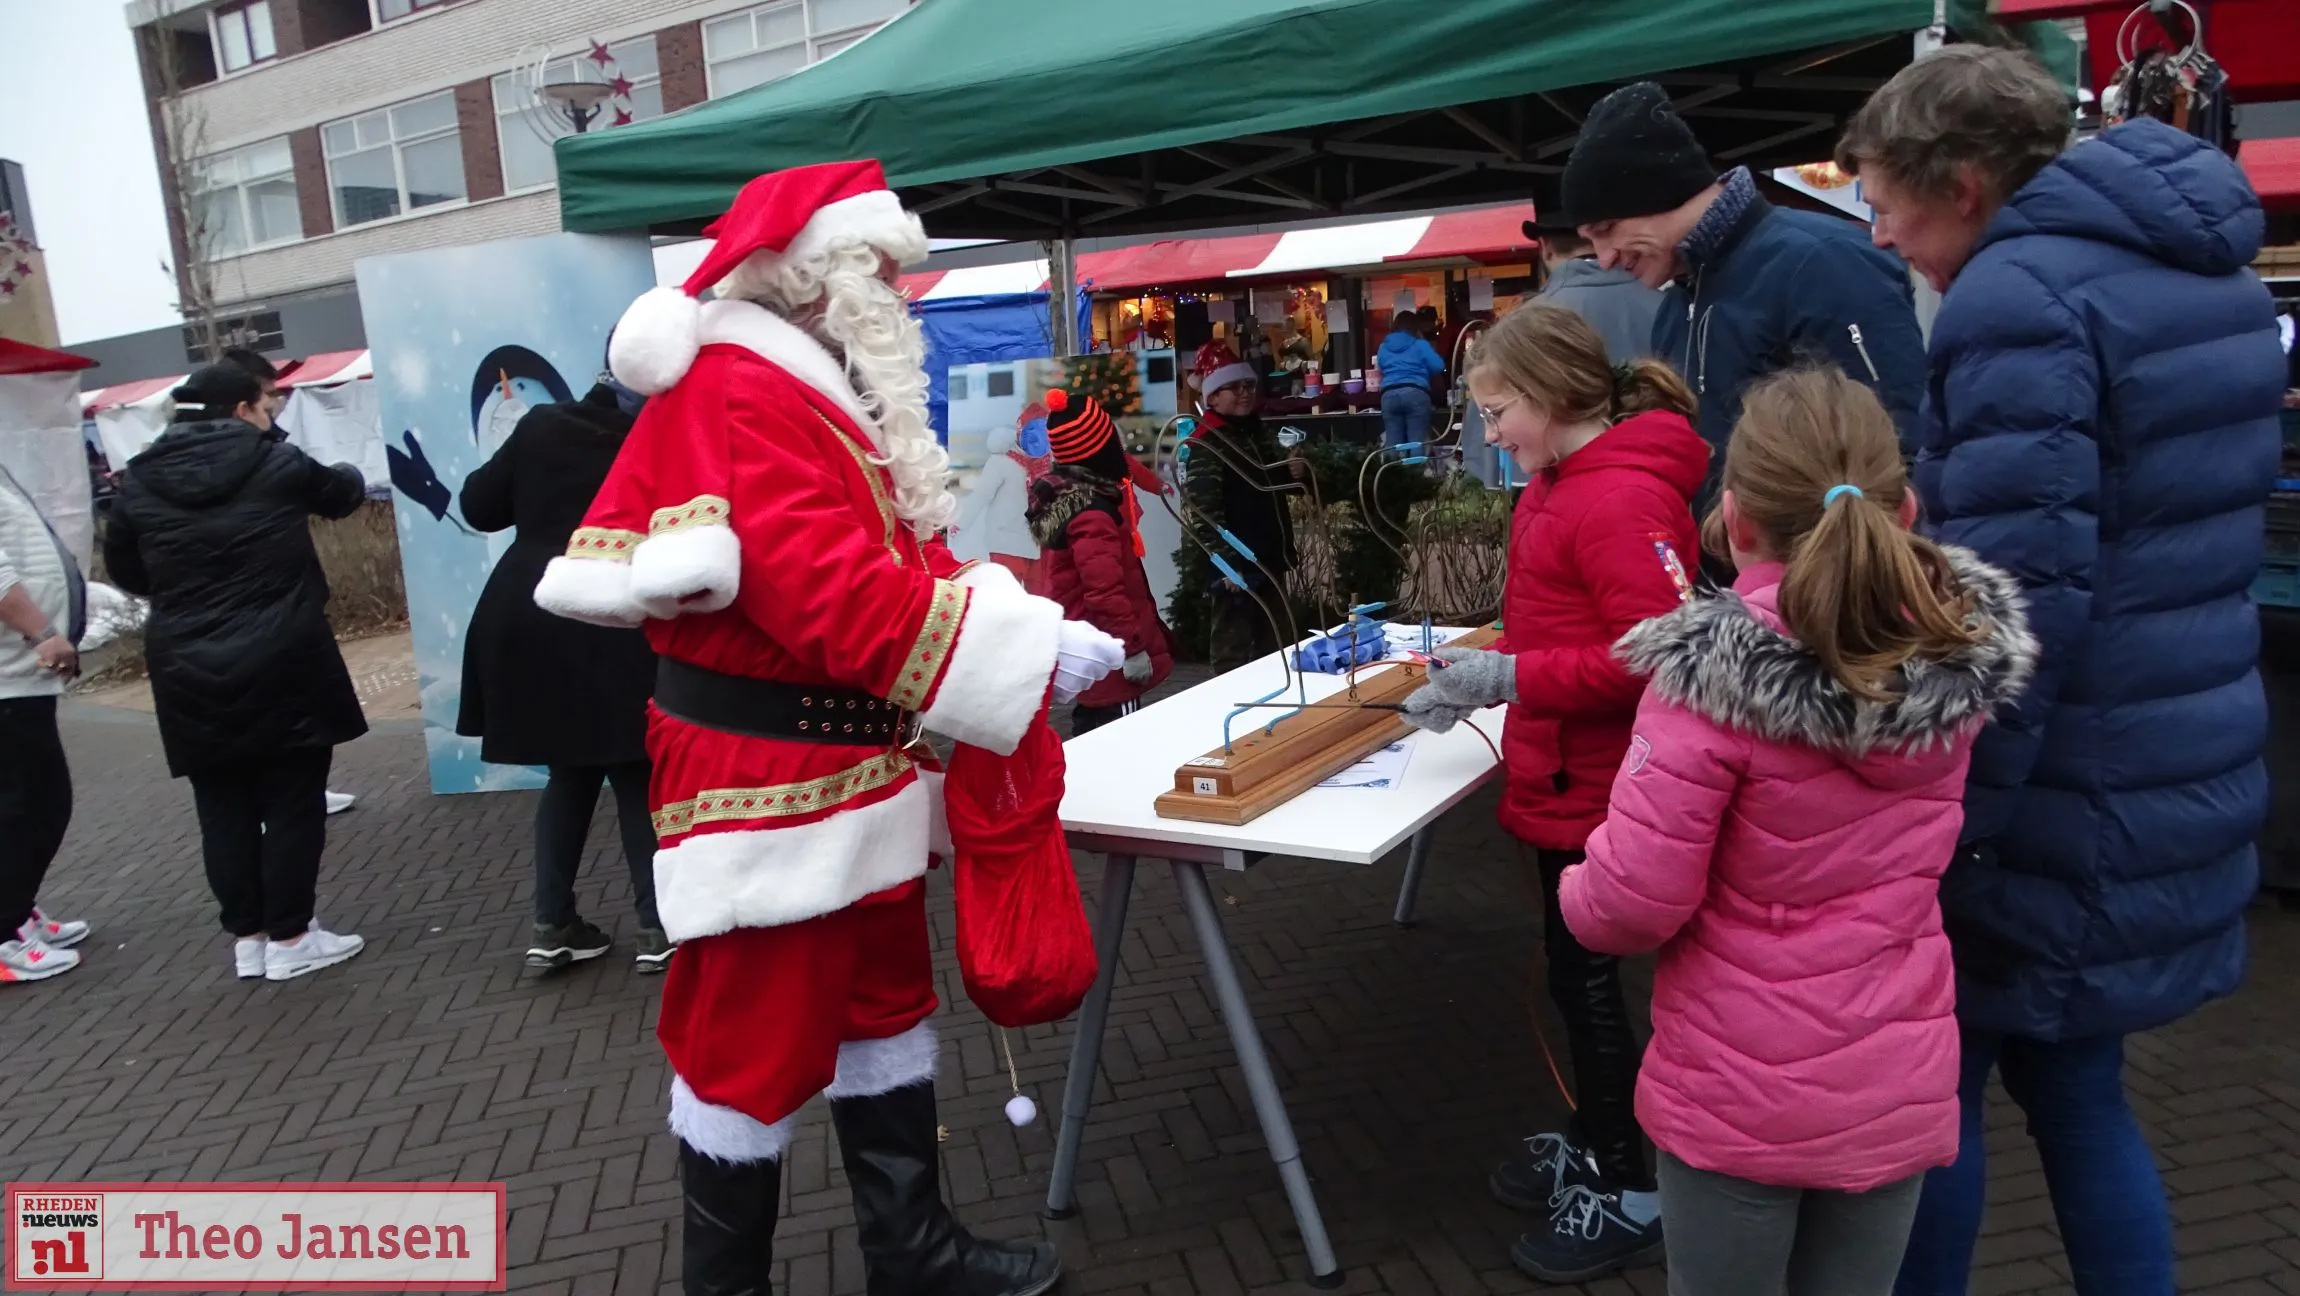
[{"xmin": 1559, "ymin": 368, "xmax": 2034, "ymax": 1296}]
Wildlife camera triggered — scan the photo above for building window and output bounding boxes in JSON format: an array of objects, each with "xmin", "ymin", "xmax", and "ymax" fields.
[
  {"xmin": 212, "ymin": 1, "xmax": 276, "ymax": 73},
  {"xmin": 188, "ymin": 137, "xmax": 301, "ymax": 258},
  {"xmin": 492, "ymin": 37, "xmax": 662, "ymax": 193},
  {"xmin": 323, "ymin": 91, "xmax": 466, "ymax": 228},
  {"xmin": 703, "ymin": 0, "xmax": 906, "ymax": 99},
  {"xmin": 375, "ymin": 0, "xmax": 452, "ymax": 21}
]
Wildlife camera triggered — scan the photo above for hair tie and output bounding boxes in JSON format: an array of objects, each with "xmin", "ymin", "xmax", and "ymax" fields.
[
  {"xmin": 1823, "ymin": 483, "xmax": 1864, "ymax": 507},
  {"xmin": 1610, "ymin": 361, "xmax": 1637, "ymax": 387}
]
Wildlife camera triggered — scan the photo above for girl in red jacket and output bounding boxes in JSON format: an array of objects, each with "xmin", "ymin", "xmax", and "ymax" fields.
[
  {"xmin": 1027, "ymin": 389, "xmax": 1175, "ymax": 736},
  {"xmin": 1401, "ymin": 303, "xmax": 1708, "ymax": 1283}
]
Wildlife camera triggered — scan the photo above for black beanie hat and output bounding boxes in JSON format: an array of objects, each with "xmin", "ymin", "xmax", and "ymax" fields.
[{"xmin": 1558, "ymin": 83, "xmax": 1718, "ymax": 227}]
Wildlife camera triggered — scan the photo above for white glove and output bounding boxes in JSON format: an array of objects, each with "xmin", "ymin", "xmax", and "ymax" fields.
[{"xmin": 1053, "ymin": 621, "xmax": 1126, "ymax": 704}]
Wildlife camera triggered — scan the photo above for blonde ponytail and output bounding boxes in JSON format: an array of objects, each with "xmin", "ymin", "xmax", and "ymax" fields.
[{"xmin": 1717, "ymin": 368, "xmax": 1988, "ymax": 702}]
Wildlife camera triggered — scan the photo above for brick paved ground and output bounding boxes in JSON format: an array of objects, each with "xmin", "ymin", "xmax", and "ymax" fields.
[{"xmin": 7, "ymin": 688, "xmax": 2299, "ymax": 1295}]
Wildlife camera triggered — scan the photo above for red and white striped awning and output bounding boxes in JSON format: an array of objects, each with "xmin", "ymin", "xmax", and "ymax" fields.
[
  {"xmin": 280, "ymin": 349, "xmax": 372, "ymax": 387},
  {"xmin": 81, "ymin": 373, "xmax": 185, "ymax": 416},
  {"xmin": 899, "ymin": 205, "xmax": 1538, "ymax": 300}
]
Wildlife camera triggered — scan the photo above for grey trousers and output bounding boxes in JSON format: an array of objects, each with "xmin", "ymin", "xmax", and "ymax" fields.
[{"xmin": 1658, "ymin": 1151, "xmax": 1923, "ymax": 1296}]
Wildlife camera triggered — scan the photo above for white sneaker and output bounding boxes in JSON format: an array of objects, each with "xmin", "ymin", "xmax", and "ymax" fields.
[
  {"xmin": 19, "ymin": 907, "xmax": 89, "ymax": 950},
  {"xmin": 233, "ymin": 938, "xmax": 267, "ymax": 980},
  {"xmin": 325, "ymin": 791, "xmax": 356, "ymax": 815},
  {"xmin": 0, "ymin": 937, "xmax": 80, "ymax": 983},
  {"xmin": 264, "ymin": 926, "xmax": 364, "ymax": 981}
]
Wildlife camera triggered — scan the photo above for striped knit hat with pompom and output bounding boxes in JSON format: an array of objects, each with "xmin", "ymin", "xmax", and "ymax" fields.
[{"xmin": 1041, "ymin": 388, "xmax": 1143, "ymax": 555}]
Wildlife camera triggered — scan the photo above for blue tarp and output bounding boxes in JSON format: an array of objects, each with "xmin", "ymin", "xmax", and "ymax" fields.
[{"xmin": 915, "ymin": 290, "xmax": 1090, "ymax": 439}]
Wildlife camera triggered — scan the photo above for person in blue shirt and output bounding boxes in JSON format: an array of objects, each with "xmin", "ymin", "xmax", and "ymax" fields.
[{"xmin": 1375, "ymin": 312, "xmax": 1448, "ymax": 449}]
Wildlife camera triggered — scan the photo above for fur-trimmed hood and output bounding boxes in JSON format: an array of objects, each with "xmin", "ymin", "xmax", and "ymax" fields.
[
  {"xmin": 1614, "ymin": 545, "xmax": 2036, "ymax": 779},
  {"xmin": 1025, "ymin": 467, "xmax": 1119, "ymax": 549}
]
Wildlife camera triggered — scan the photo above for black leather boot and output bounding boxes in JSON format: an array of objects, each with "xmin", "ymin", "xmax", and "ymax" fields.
[
  {"xmin": 680, "ymin": 1141, "xmax": 780, "ymax": 1296},
  {"xmin": 828, "ymin": 1082, "xmax": 1062, "ymax": 1296}
]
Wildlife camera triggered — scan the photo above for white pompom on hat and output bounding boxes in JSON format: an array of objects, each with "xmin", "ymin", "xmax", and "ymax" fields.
[{"xmin": 608, "ymin": 159, "xmax": 931, "ymax": 395}]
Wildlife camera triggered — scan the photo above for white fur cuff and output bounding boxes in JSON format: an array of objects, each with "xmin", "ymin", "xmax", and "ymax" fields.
[
  {"xmin": 918, "ymin": 575, "xmax": 1061, "ymax": 755},
  {"xmin": 825, "ymin": 1022, "xmax": 938, "ymax": 1099},
  {"xmin": 653, "ymin": 779, "xmax": 931, "ymax": 943},
  {"xmin": 670, "ymin": 1075, "xmax": 794, "ymax": 1163},
  {"xmin": 631, "ymin": 524, "xmax": 740, "ymax": 618},
  {"xmin": 534, "ymin": 555, "xmax": 647, "ymax": 628}
]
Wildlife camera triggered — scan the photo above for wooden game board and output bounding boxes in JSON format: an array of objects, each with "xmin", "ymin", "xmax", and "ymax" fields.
[{"xmin": 1153, "ymin": 626, "xmax": 1502, "ymax": 826}]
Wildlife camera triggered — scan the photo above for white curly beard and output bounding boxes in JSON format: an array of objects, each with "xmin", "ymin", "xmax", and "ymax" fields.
[{"xmin": 718, "ymin": 241, "xmax": 957, "ymax": 537}]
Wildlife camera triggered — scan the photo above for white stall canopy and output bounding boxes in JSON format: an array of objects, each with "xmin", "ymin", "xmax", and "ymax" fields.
[{"xmin": 1, "ymin": 338, "xmax": 100, "ymax": 571}]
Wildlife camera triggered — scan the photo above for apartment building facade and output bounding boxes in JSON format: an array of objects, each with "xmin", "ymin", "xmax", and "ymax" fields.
[{"xmin": 109, "ymin": 0, "xmax": 907, "ymax": 368}]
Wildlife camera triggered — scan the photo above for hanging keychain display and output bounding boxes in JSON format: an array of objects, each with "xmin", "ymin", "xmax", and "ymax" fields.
[{"xmin": 2102, "ymin": 0, "xmax": 2236, "ymax": 157}]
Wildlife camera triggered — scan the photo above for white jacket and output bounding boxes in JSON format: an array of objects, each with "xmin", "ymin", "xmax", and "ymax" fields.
[{"xmin": 0, "ymin": 466, "xmax": 81, "ymax": 700}]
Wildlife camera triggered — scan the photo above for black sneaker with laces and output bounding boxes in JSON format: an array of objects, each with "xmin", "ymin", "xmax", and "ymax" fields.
[
  {"xmin": 1490, "ymin": 1130, "xmax": 1605, "ymax": 1212},
  {"xmin": 1510, "ymin": 1183, "xmax": 1664, "ymax": 1284},
  {"xmin": 527, "ymin": 919, "xmax": 612, "ymax": 969}
]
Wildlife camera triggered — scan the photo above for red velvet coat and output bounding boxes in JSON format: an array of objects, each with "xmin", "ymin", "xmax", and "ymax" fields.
[
  {"xmin": 534, "ymin": 299, "xmax": 1063, "ymax": 946},
  {"xmin": 1028, "ymin": 472, "xmax": 1173, "ymax": 709},
  {"xmin": 1497, "ymin": 410, "xmax": 1707, "ymax": 850}
]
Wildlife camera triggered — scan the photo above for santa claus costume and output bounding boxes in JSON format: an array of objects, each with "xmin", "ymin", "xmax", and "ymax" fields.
[{"xmin": 535, "ymin": 161, "xmax": 1122, "ymax": 1296}]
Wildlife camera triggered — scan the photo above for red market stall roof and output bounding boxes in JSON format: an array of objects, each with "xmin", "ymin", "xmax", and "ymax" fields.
[
  {"xmin": 81, "ymin": 372, "xmax": 183, "ymax": 416},
  {"xmin": 0, "ymin": 338, "xmax": 96, "ymax": 376},
  {"xmin": 901, "ymin": 207, "xmax": 1538, "ymax": 301},
  {"xmin": 279, "ymin": 349, "xmax": 372, "ymax": 388},
  {"xmin": 2243, "ymin": 136, "xmax": 2300, "ymax": 212}
]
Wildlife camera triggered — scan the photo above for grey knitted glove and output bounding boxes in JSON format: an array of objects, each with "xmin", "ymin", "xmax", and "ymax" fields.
[
  {"xmin": 1121, "ymin": 652, "xmax": 1152, "ymax": 684},
  {"xmin": 1399, "ymin": 647, "xmax": 1517, "ymax": 734}
]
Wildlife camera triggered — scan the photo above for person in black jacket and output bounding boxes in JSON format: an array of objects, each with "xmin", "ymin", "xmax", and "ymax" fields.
[
  {"xmin": 104, "ymin": 363, "xmax": 369, "ymax": 983},
  {"xmin": 1184, "ymin": 372, "xmax": 1302, "ymax": 667},
  {"xmin": 457, "ymin": 382, "xmax": 668, "ymax": 973}
]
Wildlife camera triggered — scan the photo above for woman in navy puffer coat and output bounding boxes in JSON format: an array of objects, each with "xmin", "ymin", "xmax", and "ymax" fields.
[{"xmin": 1840, "ymin": 48, "xmax": 2282, "ymax": 1295}]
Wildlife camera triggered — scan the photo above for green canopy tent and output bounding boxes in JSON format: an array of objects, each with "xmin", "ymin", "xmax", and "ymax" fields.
[{"xmin": 553, "ymin": 0, "xmax": 2017, "ymax": 241}]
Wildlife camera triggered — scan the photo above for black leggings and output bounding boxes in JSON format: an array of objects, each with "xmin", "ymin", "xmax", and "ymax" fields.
[
  {"xmin": 0, "ymin": 696, "xmax": 72, "ymax": 934},
  {"xmin": 1538, "ymin": 846, "xmax": 1654, "ymax": 1191},
  {"xmin": 533, "ymin": 761, "xmax": 659, "ymax": 929}
]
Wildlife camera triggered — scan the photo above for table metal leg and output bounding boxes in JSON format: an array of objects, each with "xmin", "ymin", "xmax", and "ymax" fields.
[
  {"xmin": 1045, "ymin": 853, "xmax": 1136, "ymax": 1220},
  {"xmin": 1392, "ymin": 827, "xmax": 1435, "ymax": 927},
  {"xmin": 1171, "ymin": 860, "xmax": 1344, "ymax": 1287}
]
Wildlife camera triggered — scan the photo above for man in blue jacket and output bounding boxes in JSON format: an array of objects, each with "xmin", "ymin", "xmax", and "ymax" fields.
[
  {"xmin": 1837, "ymin": 46, "xmax": 2281, "ymax": 1293},
  {"xmin": 1561, "ymin": 83, "xmax": 1928, "ymax": 494}
]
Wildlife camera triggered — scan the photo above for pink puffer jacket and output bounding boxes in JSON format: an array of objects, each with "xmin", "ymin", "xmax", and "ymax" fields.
[{"xmin": 1560, "ymin": 551, "xmax": 2033, "ymax": 1192}]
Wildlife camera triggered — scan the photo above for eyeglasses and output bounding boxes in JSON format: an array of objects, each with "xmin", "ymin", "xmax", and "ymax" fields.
[{"xmin": 1475, "ymin": 393, "xmax": 1526, "ymax": 426}]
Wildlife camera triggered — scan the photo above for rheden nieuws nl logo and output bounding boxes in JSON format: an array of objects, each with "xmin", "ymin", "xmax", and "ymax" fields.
[{"xmin": 6, "ymin": 1183, "xmax": 506, "ymax": 1291}]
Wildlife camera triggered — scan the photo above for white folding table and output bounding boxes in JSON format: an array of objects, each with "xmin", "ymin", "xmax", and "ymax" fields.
[{"xmin": 1046, "ymin": 639, "xmax": 1504, "ymax": 1286}]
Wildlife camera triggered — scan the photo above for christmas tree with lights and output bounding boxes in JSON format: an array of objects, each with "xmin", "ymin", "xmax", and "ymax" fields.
[{"xmin": 1060, "ymin": 352, "xmax": 1139, "ymax": 416}]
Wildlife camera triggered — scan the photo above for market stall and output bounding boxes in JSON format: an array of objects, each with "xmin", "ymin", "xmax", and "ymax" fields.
[
  {"xmin": 274, "ymin": 349, "xmax": 388, "ymax": 494},
  {"xmin": 0, "ymin": 338, "xmax": 98, "ymax": 572},
  {"xmin": 81, "ymin": 372, "xmax": 184, "ymax": 473}
]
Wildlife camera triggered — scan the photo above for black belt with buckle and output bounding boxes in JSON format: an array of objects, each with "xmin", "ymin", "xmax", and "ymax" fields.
[{"xmin": 655, "ymin": 658, "xmax": 906, "ymax": 744}]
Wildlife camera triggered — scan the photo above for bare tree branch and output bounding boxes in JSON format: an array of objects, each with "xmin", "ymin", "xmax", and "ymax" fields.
[{"xmin": 145, "ymin": 23, "xmax": 225, "ymax": 364}]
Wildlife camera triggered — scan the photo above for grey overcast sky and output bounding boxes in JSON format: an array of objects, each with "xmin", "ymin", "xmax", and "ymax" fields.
[{"xmin": 0, "ymin": 0, "xmax": 180, "ymax": 346}]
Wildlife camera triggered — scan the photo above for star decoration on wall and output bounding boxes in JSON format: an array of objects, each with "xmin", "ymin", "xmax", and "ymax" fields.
[{"xmin": 587, "ymin": 41, "xmax": 614, "ymax": 66}]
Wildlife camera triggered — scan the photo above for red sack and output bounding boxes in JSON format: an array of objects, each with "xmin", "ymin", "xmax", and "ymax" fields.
[{"xmin": 943, "ymin": 717, "xmax": 1097, "ymax": 1027}]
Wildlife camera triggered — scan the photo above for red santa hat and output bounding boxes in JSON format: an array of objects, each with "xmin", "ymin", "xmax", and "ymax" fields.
[
  {"xmin": 1189, "ymin": 341, "xmax": 1256, "ymax": 397},
  {"xmin": 610, "ymin": 160, "xmax": 931, "ymax": 395}
]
